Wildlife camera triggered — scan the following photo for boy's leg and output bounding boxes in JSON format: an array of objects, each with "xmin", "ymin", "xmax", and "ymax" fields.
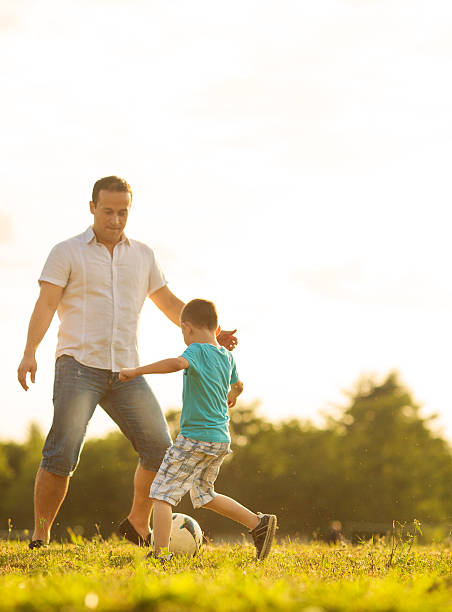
[
  {"xmin": 202, "ymin": 494, "xmax": 277, "ymax": 560},
  {"xmin": 203, "ymin": 494, "xmax": 259, "ymax": 530},
  {"xmin": 148, "ymin": 435, "xmax": 204, "ymax": 553},
  {"xmin": 152, "ymin": 500, "xmax": 173, "ymax": 555},
  {"xmin": 191, "ymin": 445, "xmax": 277, "ymax": 560}
]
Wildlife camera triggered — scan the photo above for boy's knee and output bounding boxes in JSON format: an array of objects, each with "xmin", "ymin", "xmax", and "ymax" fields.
[
  {"xmin": 151, "ymin": 498, "xmax": 172, "ymax": 507},
  {"xmin": 191, "ymin": 489, "xmax": 216, "ymax": 509}
]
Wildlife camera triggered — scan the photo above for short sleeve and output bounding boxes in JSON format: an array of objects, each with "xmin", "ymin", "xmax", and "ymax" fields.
[
  {"xmin": 147, "ymin": 249, "xmax": 168, "ymax": 296},
  {"xmin": 38, "ymin": 243, "xmax": 71, "ymax": 288},
  {"xmin": 181, "ymin": 343, "xmax": 201, "ymax": 371},
  {"xmin": 230, "ymin": 355, "xmax": 239, "ymax": 384}
]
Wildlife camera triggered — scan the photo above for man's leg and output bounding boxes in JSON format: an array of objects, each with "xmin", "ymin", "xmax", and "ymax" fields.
[
  {"xmin": 127, "ymin": 463, "xmax": 157, "ymax": 539},
  {"xmin": 32, "ymin": 468, "xmax": 69, "ymax": 542},
  {"xmin": 35, "ymin": 356, "xmax": 106, "ymax": 544},
  {"xmin": 101, "ymin": 375, "xmax": 172, "ymax": 541},
  {"xmin": 203, "ymin": 494, "xmax": 259, "ymax": 530}
]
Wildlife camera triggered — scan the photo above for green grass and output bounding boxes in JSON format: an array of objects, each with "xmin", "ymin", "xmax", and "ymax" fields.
[{"xmin": 2, "ymin": 538, "xmax": 452, "ymax": 611}]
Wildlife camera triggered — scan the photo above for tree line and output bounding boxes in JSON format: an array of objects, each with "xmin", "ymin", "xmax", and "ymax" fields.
[{"xmin": 2, "ymin": 372, "xmax": 452, "ymax": 541}]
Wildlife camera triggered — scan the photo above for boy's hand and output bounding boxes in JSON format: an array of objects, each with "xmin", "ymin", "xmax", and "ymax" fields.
[
  {"xmin": 227, "ymin": 381, "xmax": 243, "ymax": 407},
  {"xmin": 227, "ymin": 391, "xmax": 238, "ymax": 408},
  {"xmin": 119, "ymin": 367, "xmax": 137, "ymax": 382}
]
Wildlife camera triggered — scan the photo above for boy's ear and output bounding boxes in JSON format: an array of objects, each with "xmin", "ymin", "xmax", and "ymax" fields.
[
  {"xmin": 216, "ymin": 325, "xmax": 221, "ymax": 336},
  {"xmin": 181, "ymin": 321, "xmax": 192, "ymax": 333}
]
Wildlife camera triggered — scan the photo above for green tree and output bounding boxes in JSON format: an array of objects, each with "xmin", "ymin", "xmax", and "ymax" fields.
[
  {"xmin": 0, "ymin": 446, "xmax": 13, "ymax": 524},
  {"xmin": 3, "ymin": 374, "xmax": 452, "ymax": 542},
  {"xmin": 1, "ymin": 424, "xmax": 43, "ymax": 530},
  {"xmin": 332, "ymin": 372, "xmax": 452, "ymax": 527}
]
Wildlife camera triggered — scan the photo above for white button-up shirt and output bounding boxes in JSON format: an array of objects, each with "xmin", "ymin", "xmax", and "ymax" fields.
[{"xmin": 39, "ymin": 226, "xmax": 167, "ymax": 371}]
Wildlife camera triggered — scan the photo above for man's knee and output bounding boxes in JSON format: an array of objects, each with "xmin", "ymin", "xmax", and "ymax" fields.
[
  {"xmin": 40, "ymin": 458, "xmax": 77, "ymax": 477},
  {"xmin": 38, "ymin": 466, "xmax": 70, "ymax": 481},
  {"xmin": 138, "ymin": 445, "xmax": 170, "ymax": 473},
  {"xmin": 40, "ymin": 443, "xmax": 82, "ymax": 477},
  {"xmin": 41, "ymin": 426, "xmax": 86, "ymax": 477}
]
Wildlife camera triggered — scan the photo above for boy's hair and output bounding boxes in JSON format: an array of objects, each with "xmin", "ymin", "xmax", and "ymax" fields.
[
  {"xmin": 91, "ymin": 176, "xmax": 133, "ymax": 206},
  {"xmin": 181, "ymin": 299, "xmax": 218, "ymax": 331}
]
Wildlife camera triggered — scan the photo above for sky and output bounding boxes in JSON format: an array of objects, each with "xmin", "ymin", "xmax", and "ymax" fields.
[{"xmin": 1, "ymin": 0, "xmax": 452, "ymax": 442}]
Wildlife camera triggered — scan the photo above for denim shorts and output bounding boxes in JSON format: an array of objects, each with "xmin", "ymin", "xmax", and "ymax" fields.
[
  {"xmin": 41, "ymin": 355, "xmax": 172, "ymax": 476},
  {"xmin": 150, "ymin": 434, "xmax": 231, "ymax": 509}
]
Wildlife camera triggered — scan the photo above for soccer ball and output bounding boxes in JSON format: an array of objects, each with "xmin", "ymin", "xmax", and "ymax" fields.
[{"xmin": 152, "ymin": 513, "xmax": 203, "ymax": 556}]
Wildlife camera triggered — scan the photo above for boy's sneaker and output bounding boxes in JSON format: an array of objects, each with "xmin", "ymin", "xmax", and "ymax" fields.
[
  {"xmin": 146, "ymin": 551, "xmax": 174, "ymax": 565},
  {"xmin": 250, "ymin": 513, "xmax": 277, "ymax": 560}
]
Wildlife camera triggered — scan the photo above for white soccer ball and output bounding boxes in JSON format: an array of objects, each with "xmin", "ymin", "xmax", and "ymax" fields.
[{"xmin": 152, "ymin": 513, "xmax": 203, "ymax": 556}]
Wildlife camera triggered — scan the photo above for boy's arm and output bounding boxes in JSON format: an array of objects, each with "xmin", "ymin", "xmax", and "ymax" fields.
[
  {"xmin": 227, "ymin": 380, "xmax": 244, "ymax": 408},
  {"xmin": 119, "ymin": 357, "xmax": 189, "ymax": 381}
]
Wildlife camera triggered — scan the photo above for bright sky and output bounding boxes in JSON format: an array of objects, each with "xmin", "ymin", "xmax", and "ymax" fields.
[{"xmin": 1, "ymin": 0, "xmax": 452, "ymax": 443}]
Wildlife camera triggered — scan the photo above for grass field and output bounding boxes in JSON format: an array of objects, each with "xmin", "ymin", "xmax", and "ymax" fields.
[{"xmin": 3, "ymin": 536, "xmax": 452, "ymax": 611}]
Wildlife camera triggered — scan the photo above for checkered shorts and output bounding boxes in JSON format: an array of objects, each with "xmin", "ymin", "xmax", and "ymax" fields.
[{"xmin": 150, "ymin": 434, "xmax": 231, "ymax": 509}]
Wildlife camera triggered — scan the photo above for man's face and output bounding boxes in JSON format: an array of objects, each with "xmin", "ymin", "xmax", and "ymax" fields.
[{"xmin": 89, "ymin": 190, "xmax": 132, "ymax": 244}]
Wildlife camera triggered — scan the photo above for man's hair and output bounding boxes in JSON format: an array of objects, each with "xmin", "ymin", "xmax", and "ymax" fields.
[
  {"xmin": 91, "ymin": 176, "xmax": 133, "ymax": 206},
  {"xmin": 181, "ymin": 299, "xmax": 218, "ymax": 331}
]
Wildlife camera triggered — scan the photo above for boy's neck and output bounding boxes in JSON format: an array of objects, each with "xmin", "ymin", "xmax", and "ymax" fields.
[{"xmin": 188, "ymin": 328, "xmax": 219, "ymax": 347}]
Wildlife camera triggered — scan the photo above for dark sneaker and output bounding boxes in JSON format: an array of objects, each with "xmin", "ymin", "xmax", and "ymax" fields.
[
  {"xmin": 28, "ymin": 540, "xmax": 48, "ymax": 550},
  {"xmin": 250, "ymin": 513, "xmax": 277, "ymax": 560},
  {"xmin": 146, "ymin": 551, "xmax": 174, "ymax": 565},
  {"xmin": 118, "ymin": 518, "xmax": 151, "ymax": 547}
]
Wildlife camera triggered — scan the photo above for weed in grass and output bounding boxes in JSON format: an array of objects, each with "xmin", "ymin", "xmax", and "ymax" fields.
[{"xmin": 387, "ymin": 519, "xmax": 423, "ymax": 569}]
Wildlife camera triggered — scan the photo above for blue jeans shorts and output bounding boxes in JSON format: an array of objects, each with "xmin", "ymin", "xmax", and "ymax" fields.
[
  {"xmin": 41, "ymin": 355, "xmax": 172, "ymax": 477},
  {"xmin": 150, "ymin": 434, "xmax": 231, "ymax": 509}
]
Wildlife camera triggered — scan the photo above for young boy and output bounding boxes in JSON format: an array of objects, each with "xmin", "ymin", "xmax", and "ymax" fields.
[{"xmin": 119, "ymin": 298, "xmax": 277, "ymax": 561}]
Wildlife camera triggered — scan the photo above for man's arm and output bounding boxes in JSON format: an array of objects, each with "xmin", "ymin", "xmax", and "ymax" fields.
[
  {"xmin": 17, "ymin": 282, "xmax": 64, "ymax": 391},
  {"xmin": 119, "ymin": 357, "xmax": 189, "ymax": 382},
  {"xmin": 150, "ymin": 286, "xmax": 238, "ymax": 350},
  {"xmin": 227, "ymin": 380, "xmax": 244, "ymax": 408},
  {"xmin": 150, "ymin": 286, "xmax": 185, "ymax": 326}
]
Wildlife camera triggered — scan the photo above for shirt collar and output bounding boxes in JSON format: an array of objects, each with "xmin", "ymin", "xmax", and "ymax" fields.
[{"xmin": 82, "ymin": 226, "xmax": 130, "ymax": 246}]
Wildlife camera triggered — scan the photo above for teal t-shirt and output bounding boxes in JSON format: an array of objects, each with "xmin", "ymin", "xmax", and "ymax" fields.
[{"xmin": 180, "ymin": 342, "xmax": 239, "ymax": 443}]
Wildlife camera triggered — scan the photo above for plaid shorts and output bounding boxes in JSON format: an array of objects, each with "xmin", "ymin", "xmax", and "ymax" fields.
[{"xmin": 150, "ymin": 434, "xmax": 231, "ymax": 509}]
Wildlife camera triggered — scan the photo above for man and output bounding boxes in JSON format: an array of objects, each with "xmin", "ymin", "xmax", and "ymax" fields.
[{"xmin": 17, "ymin": 176, "xmax": 237, "ymax": 549}]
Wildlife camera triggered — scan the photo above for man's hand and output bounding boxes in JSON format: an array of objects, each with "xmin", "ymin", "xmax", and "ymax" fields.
[
  {"xmin": 119, "ymin": 367, "xmax": 137, "ymax": 382},
  {"xmin": 217, "ymin": 328, "xmax": 238, "ymax": 351},
  {"xmin": 17, "ymin": 281, "xmax": 63, "ymax": 391},
  {"xmin": 17, "ymin": 354, "xmax": 37, "ymax": 391}
]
